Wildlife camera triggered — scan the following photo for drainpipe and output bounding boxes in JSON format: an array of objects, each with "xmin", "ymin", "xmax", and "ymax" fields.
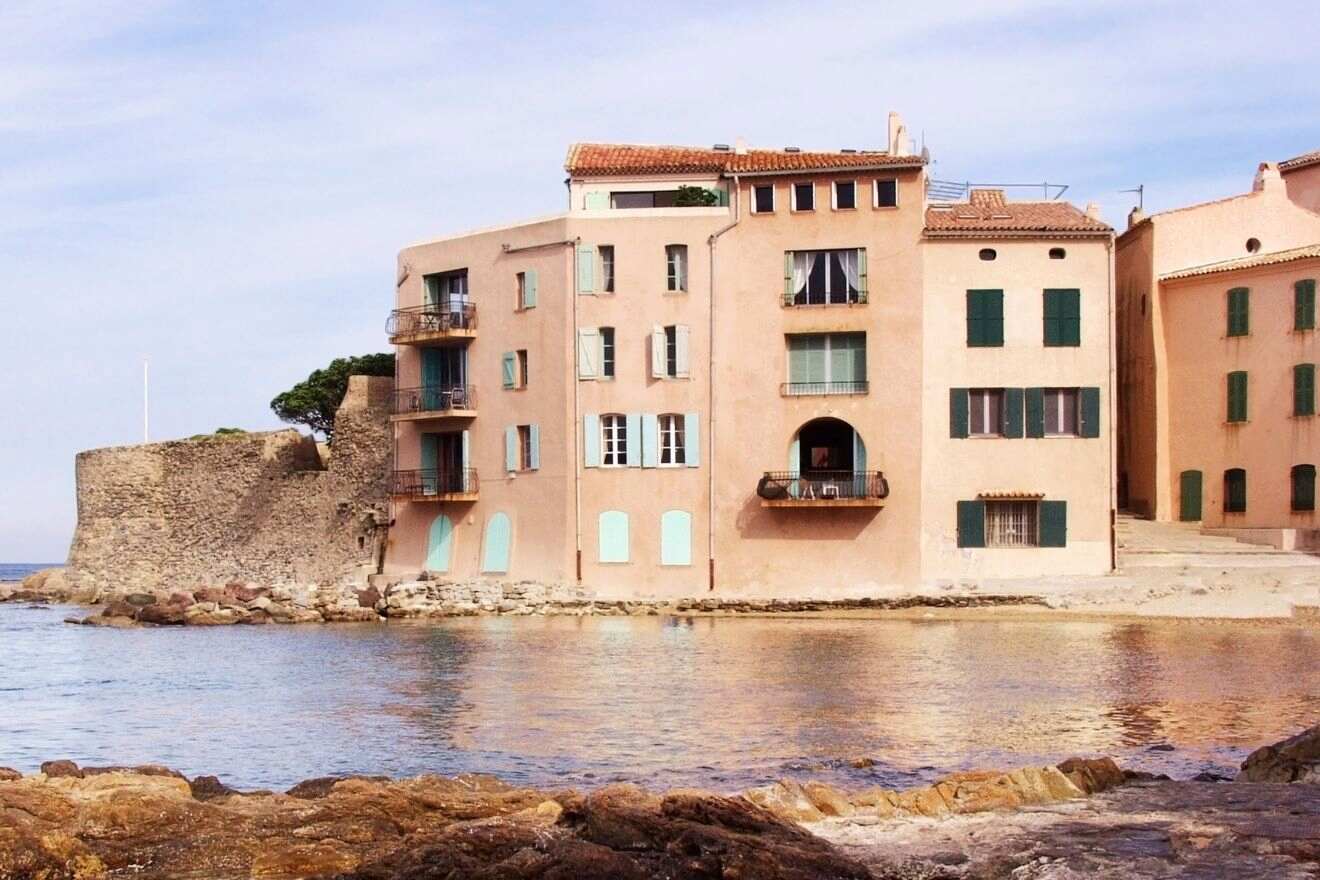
[
  {"xmin": 706, "ymin": 175, "xmax": 742, "ymax": 590},
  {"xmin": 570, "ymin": 236, "xmax": 584, "ymax": 583},
  {"xmin": 1106, "ymin": 235, "xmax": 1118, "ymax": 571}
]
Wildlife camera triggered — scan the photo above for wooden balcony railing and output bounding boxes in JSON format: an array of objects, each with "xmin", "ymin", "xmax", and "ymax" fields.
[
  {"xmin": 391, "ymin": 468, "xmax": 479, "ymax": 500},
  {"xmin": 386, "ymin": 302, "xmax": 477, "ymax": 343},
  {"xmin": 390, "ymin": 385, "xmax": 476, "ymax": 416},
  {"xmin": 757, "ymin": 470, "xmax": 888, "ymax": 507}
]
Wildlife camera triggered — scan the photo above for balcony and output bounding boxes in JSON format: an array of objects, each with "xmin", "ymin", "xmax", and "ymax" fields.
[
  {"xmin": 390, "ymin": 386, "xmax": 477, "ymax": 422},
  {"xmin": 782, "ymin": 290, "xmax": 868, "ymax": 308},
  {"xmin": 387, "ymin": 303, "xmax": 477, "ymax": 345},
  {"xmin": 757, "ymin": 470, "xmax": 888, "ymax": 508},
  {"xmin": 781, "ymin": 381, "xmax": 869, "ymax": 397},
  {"xmin": 391, "ymin": 468, "xmax": 479, "ymax": 502}
]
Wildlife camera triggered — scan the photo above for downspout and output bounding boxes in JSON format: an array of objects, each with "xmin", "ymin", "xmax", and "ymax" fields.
[
  {"xmin": 1106, "ymin": 235, "xmax": 1118, "ymax": 571},
  {"xmin": 706, "ymin": 175, "xmax": 742, "ymax": 590}
]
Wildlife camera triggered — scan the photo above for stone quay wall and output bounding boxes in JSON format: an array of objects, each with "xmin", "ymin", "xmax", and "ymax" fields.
[{"xmin": 64, "ymin": 376, "xmax": 393, "ymax": 598}]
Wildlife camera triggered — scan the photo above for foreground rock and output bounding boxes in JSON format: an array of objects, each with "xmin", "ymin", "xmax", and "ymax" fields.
[{"xmin": 1238, "ymin": 722, "xmax": 1320, "ymax": 783}]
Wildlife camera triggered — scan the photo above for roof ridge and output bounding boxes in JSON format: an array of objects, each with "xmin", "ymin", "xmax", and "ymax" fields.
[{"xmin": 1162, "ymin": 241, "xmax": 1320, "ymax": 281}]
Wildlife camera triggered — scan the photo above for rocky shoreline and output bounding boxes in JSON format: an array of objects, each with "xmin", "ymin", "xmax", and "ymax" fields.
[{"xmin": 2, "ymin": 727, "xmax": 1316, "ymax": 878}]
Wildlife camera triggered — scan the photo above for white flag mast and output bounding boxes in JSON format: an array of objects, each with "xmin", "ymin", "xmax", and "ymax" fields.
[{"xmin": 143, "ymin": 359, "xmax": 150, "ymax": 444}]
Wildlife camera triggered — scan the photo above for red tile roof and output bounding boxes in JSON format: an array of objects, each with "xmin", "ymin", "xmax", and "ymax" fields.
[
  {"xmin": 1281, "ymin": 149, "xmax": 1320, "ymax": 173},
  {"xmin": 564, "ymin": 143, "xmax": 924, "ymax": 177},
  {"xmin": 1161, "ymin": 242, "xmax": 1320, "ymax": 281},
  {"xmin": 924, "ymin": 190, "xmax": 1112, "ymax": 238}
]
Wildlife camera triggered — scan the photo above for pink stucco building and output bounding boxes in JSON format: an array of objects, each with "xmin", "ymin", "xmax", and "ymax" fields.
[
  {"xmin": 1117, "ymin": 155, "xmax": 1320, "ymax": 546},
  {"xmin": 384, "ymin": 115, "xmax": 1117, "ymax": 596}
]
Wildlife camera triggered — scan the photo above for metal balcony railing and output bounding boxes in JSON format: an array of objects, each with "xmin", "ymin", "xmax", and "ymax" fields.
[
  {"xmin": 391, "ymin": 385, "xmax": 476, "ymax": 415},
  {"xmin": 386, "ymin": 302, "xmax": 478, "ymax": 340},
  {"xmin": 756, "ymin": 470, "xmax": 889, "ymax": 502},
  {"xmin": 780, "ymin": 381, "xmax": 869, "ymax": 397},
  {"xmin": 391, "ymin": 468, "xmax": 479, "ymax": 498},
  {"xmin": 782, "ymin": 290, "xmax": 868, "ymax": 307}
]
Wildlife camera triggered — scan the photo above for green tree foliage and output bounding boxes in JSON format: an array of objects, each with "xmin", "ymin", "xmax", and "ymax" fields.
[
  {"xmin": 673, "ymin": 185, "xmax": 719, "ymax": 207},
  {"xmin": 270, "ymin": 353, "xmax": 394, "ymax": 442}
]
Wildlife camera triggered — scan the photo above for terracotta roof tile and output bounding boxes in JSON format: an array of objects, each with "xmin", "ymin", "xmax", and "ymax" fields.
[
  {"xmin": 1161, "ymin": 242, "xmax": 1320, "ymax": 281},
  {"xmin": 924, "ymin": 198, "xmax": 1111, "ymax": 238},
  {"xmin": 565, "ymin": 143, "xmax": 924, "ymax": 177},
  {"xmin": 1281, "ymin": 149, "xmax": 1320, "ymax": 172}
]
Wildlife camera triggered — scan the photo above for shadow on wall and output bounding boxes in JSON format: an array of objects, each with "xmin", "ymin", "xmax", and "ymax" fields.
[{"xmin": 732, "ymin": 494, "xmax": 880, "ymax": 541}]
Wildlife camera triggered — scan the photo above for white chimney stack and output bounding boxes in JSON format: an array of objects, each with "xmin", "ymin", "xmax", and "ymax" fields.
[
  {"xmin": 734, "ymin": 136, "xmax": 748, "ymax": 155},
  {"xmin": 887, "ymin": 112, "xmax": 910, "ymax": 157}
]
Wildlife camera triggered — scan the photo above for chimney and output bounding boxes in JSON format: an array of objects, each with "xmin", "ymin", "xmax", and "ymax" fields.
[
  {"xmin": 1253, "ymin": 161, "xmax": 1283, "ymax": 194},
  {"xmin": 1085, "ymin": 202, "xmax": 1102, "ymax": 221},
  {"xmin": 888, "ymin": 112, "xmax": 910, "ymax": 157},
  {"xmin": 1128, "ymin": 207, "xmax": 1145, "ymax": 229},
  {"xmin": 734, "ymin": 136, "xmax": 748, "ymax": 156}
]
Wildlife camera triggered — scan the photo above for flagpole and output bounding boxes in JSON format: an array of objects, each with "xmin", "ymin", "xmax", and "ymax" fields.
[{"xmin": 144, "ymin": 360, "xmax": 150, "ymax": 443}]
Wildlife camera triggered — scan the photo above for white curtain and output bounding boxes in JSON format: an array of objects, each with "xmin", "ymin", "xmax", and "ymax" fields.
[
  {"xmin": 839, "ymin": 249, "xmax": 861, "ymax": 296},
  {"xmin": 791, "ymin": 252, "xmax": 820, "ymax": 298}
]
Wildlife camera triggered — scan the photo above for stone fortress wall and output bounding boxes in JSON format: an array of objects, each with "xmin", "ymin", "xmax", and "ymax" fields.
[{"xmin": 65, "ymin": 376, "xmax": 393, "ymax": 596}]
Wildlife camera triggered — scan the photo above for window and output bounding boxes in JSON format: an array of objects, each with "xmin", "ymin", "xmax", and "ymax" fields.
[
  {"xmin": 517, "ymin": 349, "xmax": 529, "ymax": 389},
  {"xmin": 658, "ymin": 414, "xmax": 686, "ymax": 466},
  {"xmin": 786, "ymin": 333, "xmax": 866, "ymax": 394},
  {"xmin": 874, "ymin": 178, "xmax": 898, "ymax": 208},
  {"xmin": 1048, "ymin": 247, "xmax": 1067, "ymax": 260},
  {"xmin": 1226, "ymin": 287, "xmax": 1249, "ymax": 336},
  {"xmin": 792, "ymin": 182, "xmax": 815, "ymax": 211},
  {"xmin": 666, "ymin": 245, "xmax": 688, "ymax": 292},
  {"xmin": 651, "ymin": 324, "xmax": 689, "ymax": 378},
  {"xmin": 833, "ymin": 180, "xmax": 857, "ymax": 210},
  {"xmin": 1043, "ymin": 289, "xmax": 1081, "ymax": 347},
  {"xmin": 969, "ymin": 389, "xmax": 1005, "ymax": 437},
  {"xmin": 1296, "ymin": 279, "xmax": 1317, "ymax": 331},
  {"xmin": 1246, "ymin": 237, "xmax": 1261, "ymax": 254},
  {"xmin": 1227, "ymin": 371, "xmax": 1248, "ymax": 423},
  {"xmin": 610, "ymin": 191, "xmax": 678, "ymax": 209},
  {"xmin": 786, "ymin": 249, "xmax": 866, "ymax": 305},
  {"xmin": 599, "ymin": 246, "xmax": 615, "ymax": 293},
  {"xmin": 665, "ymin": 325, "xmax": 678, "ymax": 376},
  {"xmin": 1044, "ymin": 389, "xmax": 1080, "ymax": 436},
  {"xmin": 516, "ymin": 270, "xmax": 537, "ymax": 309},
  {"xmin": 986, "ymin": 500, "xmax": 1039, "ymax": 547},
  {"xmin": 518, "ymin": 425, "xmax": 534, "ymax": 470},
  {"xmin": 424, "ymin": 270, "xmax": 468, "ymax": 307},
  {"xmin": 1224, "ymin": 468, "xmax": 1247, "ymax": 513},
  {"xmin": 1292, "ymin": 464, "xmax": 1316, "ymax": 512},
  {"xmin": 753, "ymin": 184, "xmax": 775, "ymax": 214},
  {"xmin": 966, "ymin": 289, "xmax": 1004, "ymax": 346},
  {"xmin": 600, "ymin": 327, "xmax": 615, "ymax": 378},
  {"xmin": 1295, "ymin": 364, "xmax": 1315, "ymax": 416},
  {"xmin": 601, "ymin": 414, "xmax": 627, "ymax": 466},
  {"xmin": 979, "ymin": 248, "xmax": 997, "ymax": 261}
]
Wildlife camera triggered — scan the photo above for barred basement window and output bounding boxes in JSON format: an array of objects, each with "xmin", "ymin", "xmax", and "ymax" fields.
[{"xmin": 985, "ymin": 500, "xmax": 1039, "ymax": 547}]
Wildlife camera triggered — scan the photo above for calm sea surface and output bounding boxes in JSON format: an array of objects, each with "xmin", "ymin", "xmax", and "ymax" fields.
[
  {"xmin": 0, "ymin": 563, "xmax": 57, "ymax": 582},
  {"xmin": 1, "ymin": 603, "xmax": 1317, "ymax": 792}
]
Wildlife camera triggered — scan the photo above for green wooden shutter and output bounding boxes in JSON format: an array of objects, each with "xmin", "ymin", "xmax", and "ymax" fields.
[
  {"xmin": 523, "ymin": 269, "xmax": 538, "ymax": 308},
  {"xmin": 1039, "ymin": 500, "xmax": 1067, "ymax": 547},
  {"xmin": 956, "ymin": 500, "xmax": 986, "ymax": 548},
  {"xmin": 784, "ymin": 252, "xmax": 794, "ymax": 303},
  {"xmin": 583, "ymin": 414, "xmax": 600, "ymax": 467},
  {"xmin": 577, "ymin": 245, "xmax": 595, "ymax": 294},
  {"xmin": 1296, "ymin": 280, "xmax": 1316, "ymax": 331},
  {"xmin": 1044, "ymin": 289, "xmax": 1080, "ymax": 346},
  {"xmin": 660, "ymin": 510, "xmax": 692, "ymax": 566},
  {"xmin": 505, "ymin": 426, "xmax": 518, "ymax": 472},
  {"xmin": 966, "ymin": 291, "xmax": 981, "ymax": 346},
  {"xmin": 967, "ymin": 290, "xmax": 1003, "ymax": 347},
  {"xmin": 684, "ymin": 411, "xmax": 700, "ymax": 467},
  {"xmin": 502, "ymin": 352, "xmax": 516, "ymax": 388},
  {"xmin": 1002, "ymin": 388, "xmax": 1024, "ymax": 438},
  {"xmin": 529, "ymin": 425, "xmax": 540, "ymax": 470},
  {"xmin": 1025, "ymin": 387, "xmax": 1045, "ymax": 438},
  {"xmin": 857, "ymin": 248, "xmax": 868, "ymax": 302},
  {"xmin": 1295, "ymin": 364, "xmax": 1316, "ymax": 416},
  {"xmin": 1179, "ymin": 470, "xmax": 1203, "ymax": 521},
  {"xmin": 1227, "ymin": 371, "xmax": 1248, "ymax": 422},
  {"xmin": 1227, "ymin": 287, "xmax": 1249, "ymax": 336},
  {"xmin": 1292, "ymin": 465, "xmax": 1316, "ymax": 511},
  {"xmin": 949, "ymin": 388, "xmax": 969, "ymax": 438},
  {"xmin": 1080, "ymin": 387, "xmax": 1101, "ymax": 438}
]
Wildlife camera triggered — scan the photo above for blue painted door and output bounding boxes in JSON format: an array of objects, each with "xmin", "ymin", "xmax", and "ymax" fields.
[{"xmin": 425, "ymin": 514, "xmax": 453, "ymax": 573}]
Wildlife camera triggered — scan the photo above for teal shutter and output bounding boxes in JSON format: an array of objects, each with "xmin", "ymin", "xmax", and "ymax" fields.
[
  {"xmin": 784, "ymin": 252, "xmax": 794, "ymax": 303},
  {"xmin": 1227, "ymin": 287, "xmax": 1249, "ymax": 336},
  {"xmin": 641, "ymin": 413, "xmax": 658, "ymax": 468},
  {"xmin": 949, "ymin": 388, "xmax": 969, "ymax": 438},
  {"xmin": 625, "ymin": 413, "xmax": 642, "ymax": 467},
  {"xmin": 1296, "ymin": 280, "xmax": 1316, "ymax": 331},
  {"xmin": 1039, "ymin": 500, "xmax": 1067, "ymax": 547},
  {"xmin": 717, "ymin": 188, "xmax": 729, "ymax": 207},
  {"xmin": 480, "ymin": 512, "xmax": 511, "ymax": 574},
  {"xmin": 425, "ymin": 514, "xmax": 453, "ymax": 573},
  {"xmin": 501, "ymin": 352, "xmax": 516, "ymax": 389},
  {"xmin": 1292, "ymin": 464, "xmax": 1316, "ymax": 511},
  {"xmin": 1025, "ymin": 388, "xmax": 1045, "ymax": 438},
  {"xmin": 967, "ymin": 290, "xmax": 1003, "ymax": 347},
  {"xmin": 529, "ymin": 424, "xmax": 540, "ymax": 470},
  {"xmin": 577, "ymin": 245, "xmax": 595, "ymax": 294},
  {"xmin": 1295, "ymin": 364, "xmax": 1316, "ymax": 416},
  {"xmin": 857, "ymin": 248, "xmax": 868, "ymax": 302},
  {"xmin": 583, "ymin": 414, "xmax": 600, "ymax": 467},
  {"xmin": 1080, "ymin": 387, "xmax": 1101, "ymax": 437},
  {"xmin": 1227, "ymin": 371, "xmax": 1248, "ymax": 422},
  {"xmin": 421, "ymin": 348, "xmax": 443, "ymax": 388},
  {"xmin": 684, "ymin": 412, "xmax": 700, "ymax": 467},
  {"xmin": 505, "ymin": 426, "xmax": 518, "ymax": 471},
  {"xmin": 1002, "ymin": 388, "xmax": 1024, "ymax": 438},
  {"xmin": 523, "ymin": 269, "xmax": 538, "ymax": 308},
  {"xmin": 660, "ymin": 510, "xmax": 692, "ymax": 566},
  {"xmin": 1044, "ymin": 289, "xmax": 1080, "ymax": 346},
  {"xmin": 420, "ymin": 432, "xmax": 439, "ymax": 493},
  {"xmin": 598, "ymin": 511, "xmax": 630, "ymax": 563},
  {"xmin": 956, "ymin": 500, "xmax": 986, "ymax": 548}
]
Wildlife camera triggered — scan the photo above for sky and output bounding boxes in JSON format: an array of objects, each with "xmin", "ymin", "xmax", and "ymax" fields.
[{"xmin": 2, "ymin": 0, "xmax": 1319, "ymax": 561}]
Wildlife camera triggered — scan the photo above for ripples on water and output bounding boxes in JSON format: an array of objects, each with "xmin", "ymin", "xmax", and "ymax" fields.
[{"xmin": 1, "ymin": 604, "xmax": 1317, "ymax": 791}]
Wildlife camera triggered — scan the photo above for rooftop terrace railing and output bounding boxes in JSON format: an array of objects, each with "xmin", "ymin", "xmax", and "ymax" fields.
[{"xmin": 386, "ymin": 302, "xmax": 477, "ymax": 341}]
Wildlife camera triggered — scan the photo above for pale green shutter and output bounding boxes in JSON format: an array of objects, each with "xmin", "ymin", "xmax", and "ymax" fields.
[
  {"xmin": 523, "ymin": 269, "xmax": 538, "ymax": 308},
  {"xmin": 857, "ymin": 248, "xmax": 868, "ymax": 302},
  {"xmin": 660, "ymin": 510, "xmax": 692, "ymax": 566},
  {"xmin": 505, "ymin": 426, "xmax": 518, "ymax": 472},
  {"xmin": 674, "ymin": 324, "xmax": 691, "ymax": 378},
  {"xmin": 784, "ymin": 252, "xmax": 794, "ymax": 304},
  {"xmin": 641, "ymin": 413, "xmax": 658, "ymax": 468},
  {"xmin": 529, "ymin": 424, "xmax": 540, "ymax": 470},
  {"xmin": 577, "ymin": 328, "xmax": 599, "ymax": 378},
  {"xmin": 577, "ymin": 245, "xmax": 595, "ymax": 293},
  {"xmin": 829, "ymin": 335, "xmax": 853, "ymax": 386},
  {"xmin": 626, "ymin": 413, "xmax": 642, "ymax": 467},
  {"xmin": 502, "ymin": 352, "xmax": 516, "ymax": 388},
  {"xmin": 583, "ymin": 414, "xmax": 600, "ymax": 467},
  {"xmin": 583, "ymin": 191, "xmax": 608, "ymax": 210},
  {"xmin": 598, "ymin": 511, "xmax": 630, "ymax": 563},
  {"xmin": 481, "ymin": 513, "xmax": 511, "ymax": 573},
  {"xmin": 684, "ymin": 412, "xmax": 700, "ymax": 467},
  {"xmin": 425, "ymin": 514, "xmax": 453, "ymax": 573}
]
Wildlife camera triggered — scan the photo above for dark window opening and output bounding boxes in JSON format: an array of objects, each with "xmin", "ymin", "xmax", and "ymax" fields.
[
  {"xmin": 834, "ymin": 181, "xmax": 856, "ymax": 210},
  {"xmin": 797, "ymin": 417, "xmax": 856, "ymax": 473},
  {"xmin": 610, "ymin": 191, "xmax": 678, "ymax": 209},
  {"xmin": 1246, "ymin": 237, "xmax": 1261, "ymax": 253},
  {"xmin": 753, "ymin": 185, "xmax": 775, "ymax": 213},
  {"xmin": 875, "ymin": 178, "xmax": 898, "ymax": 208},
  {"xmin": 1049, "ymin": 247, "xmax": 1067, "ymax": 259},
  {"xmin": 979, "ymin": 248, "xmax": 997, "ymax": 261},
  {"xmin": 791, "ymin": 249, "xmax": 863, "ymax": 305},
  {"xmin": 793, "ymin": 183, "xmax": 815, "ymax": 211},
  {"xmin": 1224, "ymin": 468, "xmax": 1247, "ymax": 514},
  {"xmin": 665, "ymin": 325, "xmax": 678, "ymax": 377}
]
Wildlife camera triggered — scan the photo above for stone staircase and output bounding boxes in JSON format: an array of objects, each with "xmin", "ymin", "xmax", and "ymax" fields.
[{"xmin": 1116, "ymin": 514, "xmax": 1320, "ymax": 569}]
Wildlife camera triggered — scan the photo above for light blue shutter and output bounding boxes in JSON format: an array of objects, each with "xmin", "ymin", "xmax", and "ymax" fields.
[
  {"xmin": 505, "ymin": 426, "xmax": 517, "ymax": 472},
  {"xmin": 577, "ymin": 245, "xmax": 595, "ymax": 293},
  {"xmin": 852, "ymin": 429, "xmax": 867, "ymax": 497},
  {"xmin": 626, "ymin": 413, "xmax": 642, "ymax": 467},
  {"xmin": 481, "ymin": 513, "xmax": 511, "ymax": 573},
  {"xmin": 529, "ymin": 424, "xmax": 540, "ymax": 470},
  {"xmin": 461, "ymin": 430, "xmax": 471, "ymax": 488},
  {"xmin": 502, "ymin": 352, "xmax": 516, "ymax": 388},
  {"xmin": 641, "ymin": 413, "xmax": 658, "ymax": 468},
  {"xmin": 684, "ymin": 412, "xmax": 700, "ymax": 467},
  {"xmin": 788, "ymin": 435, "xmax": 801, "ymax": 497},
  {"xmin": 583, "ymin": 414, "xmax": 600, "ymax": 467},
  {"xmin": 584, "ymin": 191, "xmax": 608, "ymax": 210},
  {"xmin": 857, "ymin": 248, "xmax": 868, "ymax": 302},
  {"xmin": 598, "ymin": 511, "xmax": 630, "ymax": 562},
  {"xmin": 523, "ymin": 269, "xmax": 538, "ymax": 308},
  {"xmin": 660, "ymin": 510, "xmax": 692, "ymax": 566},
  {"xmin": 425, "ymin": 514, "xmax": 453, "ymax": 573}
]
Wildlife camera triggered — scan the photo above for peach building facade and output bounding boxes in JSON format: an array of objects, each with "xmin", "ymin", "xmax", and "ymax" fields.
[
  {"xmin": 385, "ymin": 117, "xmax": 1117, "ymax": 595},
  {"xmin": 1116, "ymin": 158, "xmax": 1320, "ymax": 541}
]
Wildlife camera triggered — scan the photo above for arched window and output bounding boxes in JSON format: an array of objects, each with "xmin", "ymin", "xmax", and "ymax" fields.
[
  {"xmin": 978, "ymin": 248, "xmax": 997, "ymax": 261},
  {"xmin": 1292, "ymin": 464, "xmax": 1315, "ymax": 512},
  {"xmin": 1223, "ymin": 469, "xmax": 1247, "ymax": 514},
  {"xmin": 598, "ymin": 510, "xmax": 630, "ymax": 563},
  {"xmin": 480, "ymin": 512, "xmax": 511, "ymax": 573},
  {"xmin": 660, "ymin": 510, "xmax": 692, "ymax": 566}
]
